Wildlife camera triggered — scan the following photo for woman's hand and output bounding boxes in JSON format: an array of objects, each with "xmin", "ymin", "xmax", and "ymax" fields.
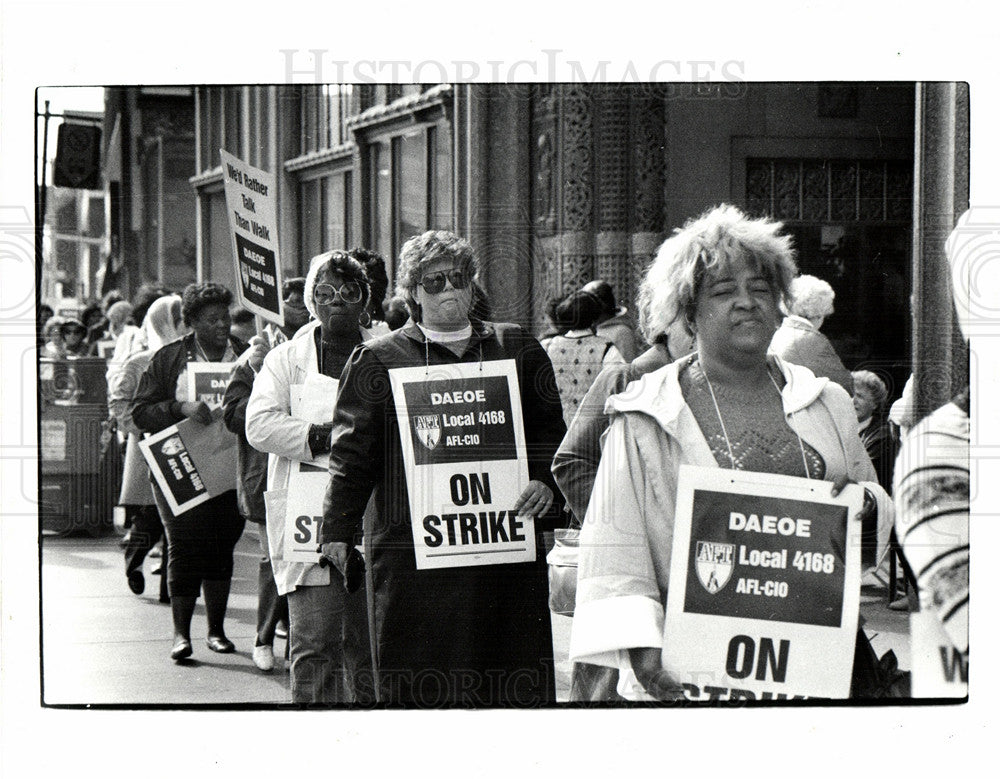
[
  {"xmin": 247, "ymin": 335, "xmax": 270, "ymax": 372},
  {"xmin": 628, "ymin": 647, "xmax": 685, "ymax": 701},
  {"xmin": 830, "ymin": 476, "xmax": 876, "ymax": 522},
  {"xmin": 319, "ymin": 541, "xmax": 349, "ymax": 576},
  {"xmin": 513, "ymin": 480, "xmax": 554, "ymax": 518},
  {"xmin": 179, "ymin": 400, "xmax": 214, "ymax": 425}
]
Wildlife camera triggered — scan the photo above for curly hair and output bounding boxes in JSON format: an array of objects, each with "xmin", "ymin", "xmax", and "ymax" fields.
[
  {"xmin": 349, "ymin": 247, "xmax": 389, "ymax": 316},
  {"xmin": 395, "ymin": 230, "xmax": 479, "ymax": 323},
  {"xmin": 852, "ymin": 370, "xmax": 889, "ymax": 410},
  {"xmin": 788, "ymin": 274, "xmax": 835, "ymax": 321},
  {"xmin": 303, "ymin": 250, "xmax": 371, "ymax": 319},
  {"xmin": 637, "ymin": 204, "xmax": 798, "ymax": 342},
  {"xmin": 181, "ymin": 282, "xmax": 233, "ymax": 325}
]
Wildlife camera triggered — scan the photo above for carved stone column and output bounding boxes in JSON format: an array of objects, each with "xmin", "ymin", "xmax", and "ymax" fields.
[
  {"xmin": 595, "ymin": 85, "xmax": 631, "ymax": 319},
  {"xmin": 628, "ymin": 90, "xmax": 666, "ymax": 336},
  {"xmin": 530, "ymin": 85, "xmax": 666, "ymax": 334},
  {"xmin": 558, "ymin": 85, "xmax": 596, "ymax": 297}
]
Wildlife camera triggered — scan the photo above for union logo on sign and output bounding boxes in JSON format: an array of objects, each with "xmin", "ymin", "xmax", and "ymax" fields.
[
  {"xmin": 695, "ymin": 540, "xmax": 735, "ymax": 594},
  {"xmin": 160, "ymin": 436, "xmax": 185, "ymax": 456},
  {"xmin": 413, "ymin": 414, "xmax": 441, "ymax": 451}
]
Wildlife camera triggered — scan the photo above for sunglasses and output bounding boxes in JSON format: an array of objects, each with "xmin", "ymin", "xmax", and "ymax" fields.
[
  {"xmin": 417, "ymin": 269, "xmax": 470, "ymax": 294},
  {"xmin": 314, "ymin": 281, "xmax": 363, "ymax": 305}
]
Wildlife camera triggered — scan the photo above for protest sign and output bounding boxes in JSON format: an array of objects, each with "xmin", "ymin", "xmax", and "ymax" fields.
[
  {"xmin": 139, "ymin": 417, "xmax": 237, "ymax": 515},
  {"xmin": 220, "ymin": 149, "xmax": 283, "ymax": 326},
  {"xmin": 282, "ymin": 460, "xmax": 329, "ymax": 563},
  {"xmin": 663, "ymin": 465, "xmax": 864, "ymax": 700},
  {"xmin": 185, "ymin": 362, "xmax": 234, "ymax": 410},
  {"xmin": 388, "ymin": 360, "xmax": 532, "ymax": 570},
  {"xmin": 910, "ymin": 610, "xmax": 968, "ymax": 698},
  {"xmin": 280, "ymin": 374, "xmax": 338, "ymax": 563}
]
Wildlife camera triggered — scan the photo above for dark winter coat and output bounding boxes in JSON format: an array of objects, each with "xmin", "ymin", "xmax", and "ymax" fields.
[{"xmin": 320, "ymin": 319, "xmax": 566, "ymax": 706}]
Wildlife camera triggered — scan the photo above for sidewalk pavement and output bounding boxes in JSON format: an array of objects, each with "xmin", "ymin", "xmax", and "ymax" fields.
[{"xmin": 39, "ymin": 528, "xmax": 908, "ymax": 705}]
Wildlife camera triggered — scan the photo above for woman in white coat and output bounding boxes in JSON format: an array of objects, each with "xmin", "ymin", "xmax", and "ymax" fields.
[
  {"xmin": 245, "ymin": 250, "xmax": 378, "ymax": 704},
  {"xmin": 569, "ymin": 205, "xmax": 893, "ymax": 700}
]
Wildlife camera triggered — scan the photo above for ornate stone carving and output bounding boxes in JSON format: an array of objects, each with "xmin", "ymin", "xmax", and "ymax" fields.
[
  {"xmin": 859, "ymin": 161, "xmax": 885, "ymax": 221},
  {"xmin": 630, "ymin": 94, "xmax": 665, "ymax": 233},
  {"xmin": 748, "ymin": 158, "xmax": 910, "ymax": 224},
  {"xmin": 560, "ymin": 86, "xmax": 593, "ymax": 232},
  {"xmin": 774, "ymin": 161, "xmax": 801, "ymax": 220},
  {"xmin": 596, "ymin": 88, "xmax": 629, "ymax": 232},
  {"xmin": 532, "ymin": 84, "xmax": 559, "ymax": 234},
  {"xmin": 746, "ymin": 159, "xmax": 772, "ymax": 218},
  {"xmin": 830, "ymin": 161, "xmax": 858, "ymax": 221},
  {"xmin": 802, "ymin": 161, "xmax": 828, "ymax": 221},
  {"xmin": 596, "ymin": 232, "xmax": 632, "ymax": 312}
]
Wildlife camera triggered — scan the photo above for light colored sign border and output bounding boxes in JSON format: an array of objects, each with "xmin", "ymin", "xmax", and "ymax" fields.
[
  {"xmin": 664, "ymin": 464, "xmax": 864, "ymax": 700},
  {"xmin": 138, "ymin": 423, "xmax": 211, "ymax": 516},
  {"xmin": 388, "ymin": 359, "xmax": 532, "ymax": 569},
  {"xmin": 220, "ymin": 148, "xmax": 284, "ymax": 326},
  {"xmin": 185, "ymin": 362, "xmax": 234, "ymax": 409}
]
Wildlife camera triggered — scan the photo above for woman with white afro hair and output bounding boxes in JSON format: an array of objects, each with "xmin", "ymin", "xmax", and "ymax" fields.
[
  {"xmin": 770, "ymin": 273, "xmax": 854, "ymax": 394},
  {"xmin": 569, "ymin": 203, "xmax": 893, "ymax": 700}
]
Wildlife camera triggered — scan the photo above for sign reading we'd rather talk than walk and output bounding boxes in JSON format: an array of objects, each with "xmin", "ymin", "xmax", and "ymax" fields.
[{"xmin": 220, "ymin": 149, "xmax": 283, "ymax": 326}]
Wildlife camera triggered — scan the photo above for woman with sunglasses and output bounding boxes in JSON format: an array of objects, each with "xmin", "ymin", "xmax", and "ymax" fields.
[
  {"xmin": 316, "ymin": 230, "xmax": 566, "ymax": 706},
  {"xmin": 245, "ymin": 251, "xmax": 377, "ymax": 703}
]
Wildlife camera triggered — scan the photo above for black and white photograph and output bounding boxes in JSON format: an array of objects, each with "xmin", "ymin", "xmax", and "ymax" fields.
[{"xmin": 2, "ymin": 2, "xmax": 997, "ymax": 776}]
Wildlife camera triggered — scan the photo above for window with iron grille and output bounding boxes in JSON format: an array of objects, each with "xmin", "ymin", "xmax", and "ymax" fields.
[
  {"xmin": 746, "ymin": 158, "xmax": 912, "ymax": 224},
  {"xmin": 746, "ymin": 157, "xmax": 914, "ymax": 395}
]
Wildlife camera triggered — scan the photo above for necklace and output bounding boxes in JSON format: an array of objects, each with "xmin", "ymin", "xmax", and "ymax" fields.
[{"xmin": 700, "ymin": 359, "xmax": 812, "ymax": 479}]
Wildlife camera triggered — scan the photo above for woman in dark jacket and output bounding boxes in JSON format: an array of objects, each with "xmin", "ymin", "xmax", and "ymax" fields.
[
  {"xmin": 131, "ymin": 283, "xmax": 248, "ymax": 662},
  {"xmin": 318, "ymin": 230, "xmax": 566, "ymax": 706}
]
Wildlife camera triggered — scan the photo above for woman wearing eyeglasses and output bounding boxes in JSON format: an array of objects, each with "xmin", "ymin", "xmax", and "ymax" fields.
[
  {"xmin": 317, "ymin": 230, "xmax": 566, "ymax": 706},
  {"xmin": 245, "ymin": 251, "xmax": 379, "ymax": 703}
]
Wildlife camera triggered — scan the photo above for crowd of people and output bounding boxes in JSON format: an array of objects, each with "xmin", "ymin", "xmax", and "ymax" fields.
[{"xmin": 39, "ymin": 204, "xmax": 968, "ymax": 706}]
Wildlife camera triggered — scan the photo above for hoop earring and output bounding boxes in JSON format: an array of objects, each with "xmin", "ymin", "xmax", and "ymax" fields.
[{"xmin": 358, "ymin": 309, "xmax": 372, "ymax": 329}]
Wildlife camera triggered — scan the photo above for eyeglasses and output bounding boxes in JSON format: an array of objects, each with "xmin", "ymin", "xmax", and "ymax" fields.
[
  {"xmin": 417, "ymin": 269, "xmax": 470, "ymax": 294},
  {"xmin": 314, "ymin": 282, "xmax": 363, "ymax": 305}
]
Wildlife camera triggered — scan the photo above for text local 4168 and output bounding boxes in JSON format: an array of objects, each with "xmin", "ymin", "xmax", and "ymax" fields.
[{"xmin": 389, "ymin": 360, "xmax": 533, "ymax": 570}]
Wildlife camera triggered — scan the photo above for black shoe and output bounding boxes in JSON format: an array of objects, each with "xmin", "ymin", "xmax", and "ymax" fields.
[
  {"xmin": 127, "ymin": 571, "xmax": 145, "ymax": 595},
  {"xmin": 171, "ymin": 638, "xmax": 193, "ymax": 661},
  {"xmin": 206, "ymin": 636, "xmax": 235, "ymax": 654},
  {"xmin": 159, "ymin": 593, "xmax": 171, "ymax": 604},
  {"xmin": 151, "ymin": 565, "xmax": 163, "ymax": 575}
]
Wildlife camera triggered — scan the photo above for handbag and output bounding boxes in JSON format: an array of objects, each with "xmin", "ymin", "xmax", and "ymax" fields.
[{"xmin": 546, "ymin": 527, "xmax": 580, "ymax": 617}]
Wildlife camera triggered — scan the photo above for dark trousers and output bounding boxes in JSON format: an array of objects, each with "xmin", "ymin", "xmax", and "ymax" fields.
[
  {"xmin": 252, "ymin": 522, "xmax": 288, "ymax": 647},
  {"xmin": 151, "ymin": 485, "xmax": 245, "ymax": 598},
  {"xmin": 123, "ymin": 504, "xmax": 169, "ymax": 601}
]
